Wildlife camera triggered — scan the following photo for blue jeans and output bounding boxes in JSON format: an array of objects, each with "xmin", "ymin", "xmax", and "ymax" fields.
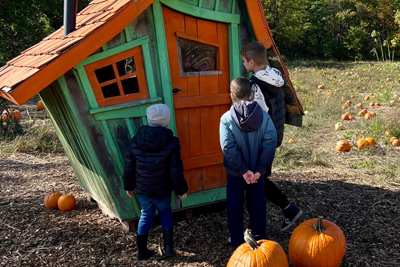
[
  {"xmin": 138, "ymin": 194, "xmax": 173, "ymax": 235},
  {"xmin": 226, "ymin": 174, "xmax": 267, "ymax": 247}
]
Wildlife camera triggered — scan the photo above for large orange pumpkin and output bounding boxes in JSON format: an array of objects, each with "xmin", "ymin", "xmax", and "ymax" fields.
[
  {"xmin": 58, "ymin": 194, "xmax": 76, "ymax": 212},
  {"xmin": 289, "ymin": 217, "xmax": 346, "ymax": 267},
  {"xmin": 357, "ymin": 138, "xmax": 370, "ymax": 149},
  {"xmin": 365, "ymin": 138, "xmax": 376, "ymax": 147},
  {"xmin": 227, "ymin": 229, "xmax": 288, "ymax": 267},
  {"xmin": 44, "ymin": 190, "xmax": 62, "ymax": 209}
]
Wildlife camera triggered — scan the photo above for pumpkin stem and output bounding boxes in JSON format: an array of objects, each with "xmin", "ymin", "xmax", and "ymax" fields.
[
  {"xmin": 313, "ymin": 216, "xmax": 326, "ymax": 232},
  {"xmin": 55, "ymin": 182, "xmax": 67, "ymax": 195},
  {"xmin": 244, "ymin": 229, "xmax": 259, "ymax": 250}
]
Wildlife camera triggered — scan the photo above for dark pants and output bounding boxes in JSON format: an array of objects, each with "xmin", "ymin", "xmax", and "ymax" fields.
[
  {"xmin": 226, "ymin": 174, "xmax": 267, "ymax": 247},
  {"xmin": 264, "ymin": 168, "xmax": 289, "ymax": 209}
]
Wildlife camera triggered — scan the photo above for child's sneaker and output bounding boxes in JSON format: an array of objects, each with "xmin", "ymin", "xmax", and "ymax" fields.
[{"xmin": 281, "ymin": 204, "xmax": 303, "ymax": 232}]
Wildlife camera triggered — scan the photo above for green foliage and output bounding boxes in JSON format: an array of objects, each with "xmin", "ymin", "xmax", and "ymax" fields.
[
  {"xmin": 0, "ymin": 0, "xmax": 92, "ymax": 65},
  {"xmin": 262, "ymin": 0, "xmax": 400, "ymax": 60}
]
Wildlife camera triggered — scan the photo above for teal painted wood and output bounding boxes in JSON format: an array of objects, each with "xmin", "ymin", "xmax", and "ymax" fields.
[
  {"xmin": 229, "ymin": 23, "xmax": 241, "ymax": 81},
  {"xmin": 180, "ymin": 0, "xmax": 200, "ymax": 6},
  {"xmin": 124, "ymin": 26, "xmax": 135, "ymax": 42},
  {"xmin": 141, "ymin": 42, "xmax": 158, "ymax": 99},
  {"xmin": 89, "ymin": 97, "xmax": 162, "ymax": 115},
  {"xmin": 181, "ymin": 187, "xmax": 226, "ymax": 208},
  {"xmin": 91, "ymin": 98, "xmax": 162, "ymax": 121},
  {"xmin": 100, "ymin": 120, "xmax": 125, "ymax": 175},
  {"xmin": 215, "ymin": 0, "xmax": 220, "ymax": 11},
  {"xmin": 160, "ymin": 0, "xmax": 240, "ymax": 23},
  {"xmin": 203, "ymin": 0, "xmax": 216, "ymax": 10},
  {"xmin": 125, "ymin": 118, "xmax": 136, "ymax": 139},
  {"xmin": 57, "ymin": 76, "xmax": 141, "ymax": 219},
  {"xmin": 141, "ymin": 117, "xmax": 148, "ymax": 126},
  {"xmin": 231, "ymin": 0, "xmax": 236, "ymax": 13},
  {"xmin": 199, "ymin": 0, "xmax": 204, "ymax": 7},
  {"xmin": 152, "ymin": 1, "xmax": 177, "ymax": 134},
  {"xmin": 75, "ymin": 37, "xmax": 150, "ymax": 69},
  {"xmin": 73, "ymin": 68, "xmax": 99, "ymax": 109}
]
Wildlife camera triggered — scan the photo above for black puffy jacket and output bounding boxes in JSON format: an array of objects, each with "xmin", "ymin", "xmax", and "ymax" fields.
[
  {"xmin": 122, "ymin": 126, "xmax": 188, "ymax": 198},
  {"xmin": 250, "ymin": 76, "xmax": 285, "ymax": 148}
]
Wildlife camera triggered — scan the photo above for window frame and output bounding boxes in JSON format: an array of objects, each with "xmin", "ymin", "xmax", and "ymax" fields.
[{"xmin": 84, "ymin": 46, "xmax": 149, "ymax": 107}]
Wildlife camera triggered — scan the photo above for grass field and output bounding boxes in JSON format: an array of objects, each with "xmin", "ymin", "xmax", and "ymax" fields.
[{"xmin": 0, "ymin": 61, "xmax": 399, "ymax": 266}]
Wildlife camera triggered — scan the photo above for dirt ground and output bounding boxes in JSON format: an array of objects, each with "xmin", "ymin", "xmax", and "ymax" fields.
[{"xmin": 1, "ymin": 151, "xmax": 399, "ymax": 267}]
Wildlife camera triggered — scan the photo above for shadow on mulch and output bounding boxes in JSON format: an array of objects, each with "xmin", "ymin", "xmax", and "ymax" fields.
[{"xmin": 1, "ymin": 173, "xmax": 399, "ymax": 266}]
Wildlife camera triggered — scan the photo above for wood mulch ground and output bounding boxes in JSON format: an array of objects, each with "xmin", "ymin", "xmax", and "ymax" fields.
[{"xmin": 1, "ymin": 152, "xmax": 399, "ymax": 266}]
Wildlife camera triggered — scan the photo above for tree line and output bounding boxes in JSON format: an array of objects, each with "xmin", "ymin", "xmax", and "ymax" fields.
[{"xmin": 0, "ymin": 0, "xmax": 399, "ymax": 65}]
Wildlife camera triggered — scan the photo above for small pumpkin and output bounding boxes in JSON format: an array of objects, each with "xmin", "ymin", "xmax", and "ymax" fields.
[
  {"xmin": 365, "ymin": 137, "xmax": 376, "ymax": 147},
  {"xmin": 345, "ymin": 100, "xmax": 352, "ymax": 106},
  {"xmin": 341, "ymin": 105, "xmax": 347, "ymax": 110},
  {"xmin": 335, "ymin": 141, "xmax": 351, "ymax": 152},
  {"xmin": 390, "ymin": 137, "xmax": 399, "ymax": 144},
  {"xmin": 385, "ymin": 130, "xmax": 393, "ymax": 137},
  {"xmin": 288, "ymin": 138, "xmax": 297, "ymax": 143},
  {"xmin": 364, "ymin": 113, "xmax": 372, "ymax": 120},
  {"xmin": 335, "ymin": 123, "xmax": 343, "ymax": 131},
  {"xmin": 393, "ymin": 139, "xmax": 400, "ymax": 147},
  {"xmin": 356, "ymin": 103, "xmax": 363, "ymax": 108},
  {"xmin": 358, "ymin": 109, "xmax": 368, "ymax": 116},
  {"xmin": 44, "ymin": 186, "xmax": 63, "ymax": 209},
  {"xmin": 37, "ymin": 100, "xmax": 45, "ymax": 111},
  {"xmin": 289, "ymin": 217, "xmax": 346, "ymax": 267},
  {"xmin": 2, "ymin": 108, "xmax": 22, "ymax": 121},
  {"xmin": 318, "ymin": 85, "xmax": 324, "ymax": 89},
  {"xmin": 341, "ymin": 114, "xmax": 350, "ymax": 120},
  {"xmin": 58, "ymin": 194, "xmax": 76, "ymax": 212},
  {"xmin": 350, "ymin": 95, "xmax": 355, "ymax": 98},
  {"xmin": 227, "ymin": 229, "xmax": 289, "ymax": 267},
  {"xmin": 357, "ymin": 138, "xmax": 370, "ymax": 149},
  {"xmin": 364, "ymin": 95, "xmax": 370, "ymax": 101}
]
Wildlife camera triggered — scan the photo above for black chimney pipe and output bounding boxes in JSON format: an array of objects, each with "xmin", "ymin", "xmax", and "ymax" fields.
[{"xmin": 64, "ymin": 0, "xmax": 78, "ymax": 37}]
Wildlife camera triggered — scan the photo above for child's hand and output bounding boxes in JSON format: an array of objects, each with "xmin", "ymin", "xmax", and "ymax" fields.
[
  {"xmin": 243, "ymin": 171, "xmax": 254, "ymax": 184},
  {"xmin": 180, "ymin": 193, "xmax": 187, "ymax": 199},
  {"xmin": 253, "ymin": 172, "xmax": 261, "ymax": 181},
  {"xmin": 126, "ymin": 191, "xmax": 134, "ymax": 198}
]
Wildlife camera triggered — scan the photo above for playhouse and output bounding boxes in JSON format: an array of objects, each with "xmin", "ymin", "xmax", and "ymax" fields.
[{"xmin": 0, "ymin": 0, "xmax": 303, "ymax": 231}]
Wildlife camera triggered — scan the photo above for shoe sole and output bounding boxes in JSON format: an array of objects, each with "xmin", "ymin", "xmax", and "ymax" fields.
[{"xmin": 280, "ymin": 210, "xmax": 303, "ymax": 232}]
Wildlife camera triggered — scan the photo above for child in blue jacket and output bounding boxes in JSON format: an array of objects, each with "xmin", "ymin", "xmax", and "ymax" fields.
[{"xmin": 220, "ymin": 77, "xmax": 277, "ymax": 247}]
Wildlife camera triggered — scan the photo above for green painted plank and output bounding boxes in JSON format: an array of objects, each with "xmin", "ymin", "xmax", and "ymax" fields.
[
  {"xmin": 141, "ymin": 117, "xmax": 148, "ymax": 126},
  {"xmin": 181, "ymin": 187, "xmax": 226, "ymax": 208},
  {"xmin": 231, "ymin": 0, "xmax": 236, "ymax": 13},
  {"xmin": 142, "ymin": 42, "xmax": 158, "ymax": 99},
  {"xmin": 124, "ymin": 26, "xmax": 135, "ymax": 42},
  {"xmin": 75, "ymin": 37, "xmax": 150, "ymax": 69},
  {"xmin": 92, "ymin": 99, "xmax": 162, "ymax": 121},
  {"xmin": 215, "ymin": 0, "xmax": 220, "ymax": 11},
  {"xmin": 125, "ymin": 118, "xmax": 136, "ymax": 139},
  {"xmin": 73, "ymin": 67, "xmax": 99, "ymax": 109},
  {"xmin": 152, "ymin": 1, "xmax": 177, "ymax": 134},
  {"xmin": 100, "ymin": 120, "xmax": 125, "ymax": 175},
  {"xmin": 89, "ymin": 97, "xmax": 162, "ymax": 115},
  {"xmin": 199, "ymin": 0, "xmax": 204, "ymax": 8},
  {"xmin": 160, "ymin": 0, "xmax": 240, "ymax": 23},
  {"xmin": 228, "ymin": 23, "xmax": 241, "ymax": 81}
]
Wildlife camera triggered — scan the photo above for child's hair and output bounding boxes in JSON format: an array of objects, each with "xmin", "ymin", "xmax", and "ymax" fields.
[
  {"xmin": 240, "ymin": 42, "xmax": 266, "ymax": 65},
  {"xmin": 230, "ymin": 77, "xmax": 251, "ymax": 100}
]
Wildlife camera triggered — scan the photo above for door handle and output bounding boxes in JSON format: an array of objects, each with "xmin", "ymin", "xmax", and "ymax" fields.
[{"xmin": 172, "ymin": 88, "xmax": 181, "ymax": 94}]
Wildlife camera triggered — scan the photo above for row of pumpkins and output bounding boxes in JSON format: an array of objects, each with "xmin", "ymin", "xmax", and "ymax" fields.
[
  {"xmin": 1, "ymin": 101, "xmax": 45, "ymax": 121},
  {"xmin": 336, "ymin": 136, "xmax": 400, "ymax": 151},
  {"xmin": 227, "ymin": 217, "xmax": 346, "ymax": 267}
]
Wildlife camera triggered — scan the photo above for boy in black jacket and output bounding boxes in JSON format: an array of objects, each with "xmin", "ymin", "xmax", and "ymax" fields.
[
  {"xmin": 122, "ymin": 104, "xmax": 188, "ymax": 260},
  {"xmin": 241, "ymin": 42, "xmax": 303, "ymax": 231}
]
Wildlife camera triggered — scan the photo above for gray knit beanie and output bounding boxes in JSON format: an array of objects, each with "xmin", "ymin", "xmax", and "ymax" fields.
[{"xmin": 146, "ymin": 104, "xmax": 171, "ymax": 128}]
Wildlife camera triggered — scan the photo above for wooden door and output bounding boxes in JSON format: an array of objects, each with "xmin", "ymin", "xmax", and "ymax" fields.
[{"xmin": 163, "ymin": 7, "xmax": 231, "ymax": 194}]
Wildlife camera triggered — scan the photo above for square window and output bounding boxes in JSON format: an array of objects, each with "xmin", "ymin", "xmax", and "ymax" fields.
[
  {"xmin": 85, "ymin": 46, "xmax": 149, "ymax": 107},
  {"xmin": 178, "ymin": 38, "xmax": 217, "ymax": 72}
]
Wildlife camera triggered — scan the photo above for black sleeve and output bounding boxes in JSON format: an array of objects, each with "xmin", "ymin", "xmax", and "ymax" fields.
[
  {"xmin": 169, "ymin": 138, "xmax": 189, "ymax": 196},
  {"xmin": 122, "ymin": 142, "xmax": 136, "ymax": 191}
]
